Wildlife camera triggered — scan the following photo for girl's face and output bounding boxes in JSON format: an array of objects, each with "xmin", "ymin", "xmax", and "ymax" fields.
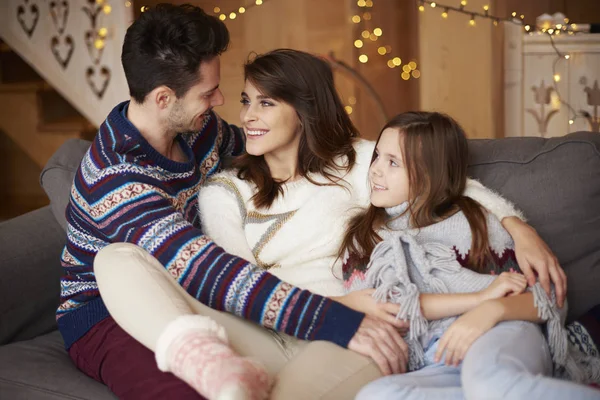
[
  {"xmin": 369, "ymin": 128, "xmax": 410, "ymax": 208},
  {"xmin": 239, "ymin": 80, "xmax": 302, "ymax": 158}
]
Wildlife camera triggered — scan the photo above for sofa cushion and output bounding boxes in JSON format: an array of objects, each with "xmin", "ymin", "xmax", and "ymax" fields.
[
  {"xmin": 0, "ymin": 207, "xmax": 65, "ymax": 345},
  {"xmin": 40, "ymin": 139, "xmax": 91, "ymax": 231},
  {"xmin": 468, "ymin": 131, "xmax": 600, "ymax": 321},
  {"xmin": 0, "ymin": 330, "xmax": 116, "ymax": 400}
]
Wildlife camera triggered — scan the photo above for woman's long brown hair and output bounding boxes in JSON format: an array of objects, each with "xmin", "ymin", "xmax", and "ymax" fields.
[
  {"xmin": 339, "ymin": 112, "xmax": 492, "ymax": 272},
  {"xmin": 233, "ymin": 49, "xmax": 360, "ymax": 208}
]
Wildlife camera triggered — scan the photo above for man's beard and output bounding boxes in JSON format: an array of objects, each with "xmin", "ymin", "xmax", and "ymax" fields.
[{"xmin": 167, "ymin": 101, "xmax": 198, "ymax": 135}]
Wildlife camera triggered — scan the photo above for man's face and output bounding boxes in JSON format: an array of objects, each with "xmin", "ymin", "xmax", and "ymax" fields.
[{"xmin": 167, "ymin": 56, "xmax": 224, "ymax": 134}]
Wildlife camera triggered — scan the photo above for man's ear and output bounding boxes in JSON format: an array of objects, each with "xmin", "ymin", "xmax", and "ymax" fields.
[{"xmin": 150, "ymin": 85, "xmax": 175, "ymax": 110}]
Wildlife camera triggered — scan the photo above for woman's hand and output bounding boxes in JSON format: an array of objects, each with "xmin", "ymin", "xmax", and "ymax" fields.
[
  {"xmin": 332, "ymin": 289, "xmax": 409, "ymax": 333},
  {"xmin": 478, "ymin": 272, "xmax": 527, "ymax": 302},
  {"xmin": 502, "ymin": 217, "xmax": 567, "ymax": 307},
  {"xmin": 434, "ymin": 301, "xmax": 503, "ymax": 366}
]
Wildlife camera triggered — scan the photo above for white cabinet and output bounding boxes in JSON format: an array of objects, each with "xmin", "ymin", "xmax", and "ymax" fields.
[{"xmin": 504, "ymin": 24, "xmax": 600, "ymax": 137}]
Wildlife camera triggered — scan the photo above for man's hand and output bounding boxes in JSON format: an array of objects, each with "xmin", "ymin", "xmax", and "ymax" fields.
[
  {"xmin": 502, "ymin": 217, "xmax": 567, "ymax": 307},
  {"xmin": 347, "ymin": 315, "xmax": 409, "ymax": 375},
  {"xmin": 332, "ymin": 289, "xmax": 409, "ymax": 332}
]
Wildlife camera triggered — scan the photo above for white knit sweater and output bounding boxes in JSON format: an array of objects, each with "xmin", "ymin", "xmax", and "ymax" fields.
[{"xmin": 198, "ymin": 139, "xmax": 524, "ymax": 297}]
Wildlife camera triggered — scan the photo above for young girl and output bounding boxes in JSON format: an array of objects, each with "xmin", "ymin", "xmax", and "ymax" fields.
[{"xmin": 340, "ymin": 112, "xmax": 600, "ymax": 399}]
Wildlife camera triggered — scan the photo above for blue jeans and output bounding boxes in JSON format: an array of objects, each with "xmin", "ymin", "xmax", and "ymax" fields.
[{"xmin": 356, "ymin": 321, "xmax": 600, "ymax": 400}]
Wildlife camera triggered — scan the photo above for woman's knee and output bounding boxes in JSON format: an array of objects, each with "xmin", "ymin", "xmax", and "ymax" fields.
[{"xmin": 94, "ymin": 243, "xmax": 151, "ymax": 278}]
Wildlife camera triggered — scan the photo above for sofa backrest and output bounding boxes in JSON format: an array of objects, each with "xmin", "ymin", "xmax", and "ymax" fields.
[{"xmin": 468, "ymin": 132, "xmax": 600, "ymax": 319}]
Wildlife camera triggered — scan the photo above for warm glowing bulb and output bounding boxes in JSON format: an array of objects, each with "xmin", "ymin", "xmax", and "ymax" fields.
[
  {"xmin": 378, "ymin": 46, "xmax": 387, "ymax": 55},
  {"xmin": 564, "ymin": 54, "xmax": 570, "ymax": 60},
  {"xmin": 255, "ymin": 0, "xmax": 263, "ymax": 5},
  {"xmin": 94, "ymin": 39, "xmax": 105, "ymax": 49},
  {"xmin": 442, "ymin": 11, "xmax": 448, "ymax": 18},
  {"xmin": 214, "ymin": 6, "xmax": 220, "ymax": 13},
  {"xmin": 469, "ymin": 18, "xmax": 476, "ymax": 26},
  {"xmin": 548, "ymin": 28, "xmax": 555, "ymax": 34},
  {"xmin": 373, "ymin": 28, "xmax": 383, "ymax": 36},
  {"xmin": 402, "ymin": 65, "xmax": 411, "ymax": 73},
  {"xmin": 387, "ymin": 60, "xmax": 395, "ymax": 68},
  {"xmin": 512, "ymin": 11, "xmax": 517, "ymax": 17},
  {"xmin": 369, "ymin": 33, "xmax": 378, "ymax": 41},
  {"xmin": 493, "ymin": 19, "xmax": 498, "ymax": 26},
  {"xmin": 352, "ymin": 15, "xmax": 361, "ymax": 23},
  {"xmin": 419, "ymin": 5, "xmax": 425, "ymax": 12},
  {"xmin": 103, "ymin": 5, "xmax": 112, "ymax": 14},
  {"xmin": 125, "ymin": 1, "xmax": 131, "ymax": 7},
  {"xmin": 412, "ymin": 70, "xmax": 421, "ymax": 78},
  {"xmin": 430, "ymin": 2, "xmax": 436, "ymax": 8},
  {"xmin": 392, "ymin": 57, "xmax": 401, "ymax": 66},
  {"xmin": 553, "ymin": 74, "xmax": 561, "ymax": 82},
  {"xmin": 525, "ymin": 25, "xmax": 531, "ymax": 31},
  {"xmin": 98, "ymin": 27, "xmax": 108, "ymax": 37},
  {"xmin": 357, "ymin": 0, "xmax": 366, "ymax": 6},
  {"xmin": 229, "ymin": 12, "xmax": 236, "ymax": 19},
  {"xmin": 362, "ymin": 30, "xmax": 370, "ymax": 38},
  {"xmin": 365, "ymin": 0, "xmax": 373, "ymax": 7},
  {"xmin": 219, "ymin": 14, "xmax": 226, "ymax": 20},
  {"xmin": 460, "ymin": 0, "xmax": 467, "ymax": 6},
  {"xmin": 408, "ymin": 61, "xmax": 417, "ymax": 69},
  {"xmin": 401, "ymin": 72, "xmax": 410, "ymax": 80},
  {"xmin": 239, "ymin": 7, "xmax": 246, "ymax": 13},
  {"xmin": 359, "ymin": 54, "xmax": 369, "ymax": 63},
  {"xmin": 569, "ymin": 119, "xmax": 574, "ymax": 125},
  {"xmin": 483, "ymin": 5, "xmax": 489, "ymax": 11},
  {"xmin": 354, "ymin": 40, "xmax": 363, "ymax": 48},
  {"xmin": 345, "ymin": 106, "xmax": 353, "ymax": 115}
]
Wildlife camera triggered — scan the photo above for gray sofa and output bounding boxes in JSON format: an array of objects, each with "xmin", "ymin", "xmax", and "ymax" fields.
[{"xmin": 1, "ymin": 132, "xmax": 599, "ymax": 399}]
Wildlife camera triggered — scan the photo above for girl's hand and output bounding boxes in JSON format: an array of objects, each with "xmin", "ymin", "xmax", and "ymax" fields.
[
  {"xmin": 332, "ymin": 289, "xmax": 409, "ymax": 333},
  {"xmin": 502, "ymin": 217, "xmax": 567, "ymax": 307},
  {"xmin": 434, "ymin": 301, "xmax": 503, "ymax": 366},
  {"xmin": 478, "ymin": 272, "xmax": 527, "ymax": 302}
]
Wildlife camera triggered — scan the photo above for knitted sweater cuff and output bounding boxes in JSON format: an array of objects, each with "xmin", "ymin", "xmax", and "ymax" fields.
[{"xmin": 312, "ymin": 301, "xmax": 365, "ymax": 348}]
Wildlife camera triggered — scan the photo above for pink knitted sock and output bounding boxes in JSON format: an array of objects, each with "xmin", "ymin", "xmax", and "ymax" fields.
[{"xmin": 155, "ymin": 315, "xmax": 272, "ymax": 400}]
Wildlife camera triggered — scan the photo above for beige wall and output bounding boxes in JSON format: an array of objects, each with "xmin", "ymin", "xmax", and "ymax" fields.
[{"xmin": 418, "ymin": 0, "xmax": 498, "ymax": 138}]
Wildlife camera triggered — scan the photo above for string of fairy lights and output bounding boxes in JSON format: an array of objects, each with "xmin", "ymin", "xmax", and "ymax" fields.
[{"xmin": 351, "ymin": 0, "xmax": 420, "ymax": 81}]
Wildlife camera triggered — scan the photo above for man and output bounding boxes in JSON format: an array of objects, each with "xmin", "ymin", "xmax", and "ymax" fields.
[{"xmin": 58, "ymin": 4, "xmax": 406, "ymax": 399}]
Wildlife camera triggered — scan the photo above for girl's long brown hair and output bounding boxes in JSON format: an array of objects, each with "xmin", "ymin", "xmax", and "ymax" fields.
[
  {"xmin": 233, "ymin": 49, "xmax": 360, "ymax": 208},
  {"xmin": 339, "ymin": 112, "xmax": 492, "ymax": 272}
]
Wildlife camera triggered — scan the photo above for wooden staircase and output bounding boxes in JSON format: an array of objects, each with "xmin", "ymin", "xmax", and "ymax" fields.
[{"xmin": 0, "ymin": 40, "xmax": 95, "ymax": 220}]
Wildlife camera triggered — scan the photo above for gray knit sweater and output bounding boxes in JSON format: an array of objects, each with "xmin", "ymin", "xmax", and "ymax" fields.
[{"xmin": 351, "ymin": 202, "xmax": 600, "ymax": 384}]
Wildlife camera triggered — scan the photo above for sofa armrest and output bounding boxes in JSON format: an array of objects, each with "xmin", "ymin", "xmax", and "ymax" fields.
[{"xmin": 0, "ymin": 206, "xmax": 66, "ymax": 345}]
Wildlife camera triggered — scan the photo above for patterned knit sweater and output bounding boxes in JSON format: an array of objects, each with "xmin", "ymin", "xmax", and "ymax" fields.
[
  {"xmin": 345, "ymin": 202, "xmax": 600, "ymax": 384},
  {"xmin": 57, "ymin": 101, "xmax": 364, "ymax": 349},
  {"xmin": 199, "ymin": 139, "xmax": 525, "ymax": 299}
]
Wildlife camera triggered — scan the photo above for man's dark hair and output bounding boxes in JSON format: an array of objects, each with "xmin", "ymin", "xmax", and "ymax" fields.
[{"xmin": 121, "ymin": 4, "xmax": 229, "ymax": 103}]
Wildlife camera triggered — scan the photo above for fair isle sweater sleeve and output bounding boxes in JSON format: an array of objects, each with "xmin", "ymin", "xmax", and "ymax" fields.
[
  {"xmin": 198, "ymin": 175, "xmax": 257, "ymax": 264},
  {"xmin": 84, "ymin": 173, "xmax": 364, "ymax": 347},
  {"xmin": 216, "ymin": 115, "xmax": 245, "ymax": 159},
  {"xmin": 464, "ymin": 178, "xmax": 526, "ymax": 222}
]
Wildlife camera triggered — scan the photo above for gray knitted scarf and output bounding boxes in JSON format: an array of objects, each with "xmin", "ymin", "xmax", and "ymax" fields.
[{"xmin": 356, "ymin": 202, "xmax": 600, "ymax": 384}]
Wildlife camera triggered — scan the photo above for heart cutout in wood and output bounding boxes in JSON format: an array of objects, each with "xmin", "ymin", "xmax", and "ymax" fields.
[
  {"xmin": 51, "ymin": 34, "xmax": 75, "ymax": 69},
  {"xmin": 17, "ymin": 1, "xmax": 40, "ymax": 38},
  {"xmin": 86, "ymin": 66, "xmax": 111, "ymax": 99},
  {"xmin": 49, "ymin": 0, "xmax": 70, "ymax": 35},
  {"xmin": 84, "ymin": 30, "xmax": 104, "ymax": 65}
]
